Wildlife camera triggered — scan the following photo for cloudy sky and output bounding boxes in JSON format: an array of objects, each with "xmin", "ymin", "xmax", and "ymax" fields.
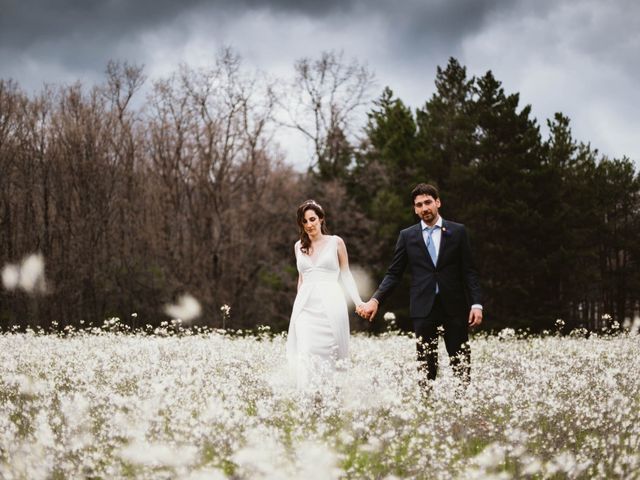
[{"xmin": 2, "ymin": 0, "xmax": 638, "ymax": 169}]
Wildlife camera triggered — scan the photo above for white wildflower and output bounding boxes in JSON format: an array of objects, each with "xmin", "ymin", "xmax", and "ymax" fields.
[
  {"xmin": 474, "ymin": 442, "xmax": 506, "ymax": 468},
  {"xmin": 233, "ymin": 429, "xmax": 290, "ymax": 478},
  {"xmin": 14, "ymin": 374, "xmax": 46, "ymax": 396},
  {"xmin": 186, "ymin": 468, "xmax": 227, "ymax": 480},
  {"xmin": 18, "ymin": 253, "xmax": 46, "ymax": 293},
  {"xmin": 164, "ymin": 294, "xmax": 202, "ymax": 322},
  {"xmin": 120, "ymin": 440, "xmax": 197, "ymax": 468},
  {"xmin": 295, "ymin": 441, "xmax": 340, "ymax": 480},
  {"xmin": 2, "ymin": 253, "xmax": 47, "ymax": 293},
  {"xmin": 60, "ymin": 393, "xmax": 90, "ymax": 431},
  {"xmin": 498, "ymin": 328, "xmax": 516, "ymax": 340},
  {"xmin": 521, "ymin": 456, "xmax": 543, "ymax": 475},
  {"xmin": 0, "ymin": 327, "xmax": 639, "ymax": 479},
  {"xmin": 361, "ymin": 436, "xmax": 383, "ymax": 453},
  {"xmin": 631, "ymin": 316, "xmax": 640, "ymax": 335},
  {"xmin": 34, "ymin": 412, "xmax": 56, "ymax": 449},
  {"xmin": 1, "ymin": 263, "xmax": 20, "ymax": 290},
  {"xmin": 547, "ymin": 451, "xmax": 577, "ymax": 475}
]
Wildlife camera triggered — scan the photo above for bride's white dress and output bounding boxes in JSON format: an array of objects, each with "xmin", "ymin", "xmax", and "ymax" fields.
[{"xmin": 286, "ymin": 235, "xmax": 363, "ymax": 388}]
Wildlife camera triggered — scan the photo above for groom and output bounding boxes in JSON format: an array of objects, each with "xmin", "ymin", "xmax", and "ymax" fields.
[{"xmin": 358, "ymin": 183, "xmax": 483, "ymax": 385}]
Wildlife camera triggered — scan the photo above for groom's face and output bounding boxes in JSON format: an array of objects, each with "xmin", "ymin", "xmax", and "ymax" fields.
[{"xmin": 414, "ymin": 194, "xmax": 440, "ymax": 225}]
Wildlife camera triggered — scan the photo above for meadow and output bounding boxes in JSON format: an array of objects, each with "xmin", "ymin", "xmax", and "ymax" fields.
[{"xmin": 1, "ymin": 325, "xmax": 639, "ymax": 479}]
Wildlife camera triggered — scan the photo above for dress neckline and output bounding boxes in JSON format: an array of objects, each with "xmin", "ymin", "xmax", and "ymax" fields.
[{"xmin": 307, "ymin": 235, "xmax": 334, "ymax": 266}]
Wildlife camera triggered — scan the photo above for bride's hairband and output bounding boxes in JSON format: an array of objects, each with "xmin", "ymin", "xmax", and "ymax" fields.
[{"xmin": 303, "ymin": 200, "xmax": 323, "ymax": 209}]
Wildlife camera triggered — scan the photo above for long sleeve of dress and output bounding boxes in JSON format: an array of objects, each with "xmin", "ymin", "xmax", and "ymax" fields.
[{"xmin": 340, "ymin": 267, "xmax": 363, "ymax": 306}]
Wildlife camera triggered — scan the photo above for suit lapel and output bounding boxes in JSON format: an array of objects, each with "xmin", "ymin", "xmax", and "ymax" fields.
[
  {"xmin": 437, "ymin": 219, "xmax": 450, "ymax": 266},
  {"xmin": 413, "ymin": 222, "xmax": 435, "ymax": 268}
]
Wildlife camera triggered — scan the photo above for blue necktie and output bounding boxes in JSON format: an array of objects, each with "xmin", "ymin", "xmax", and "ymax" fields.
[
  {"xmin": 425, "ymin": 226, "xmax": 438, "ymax": 265},
  {"xmin": 425, "ymin": 226, "xmax": 439, "ymax": 293}
]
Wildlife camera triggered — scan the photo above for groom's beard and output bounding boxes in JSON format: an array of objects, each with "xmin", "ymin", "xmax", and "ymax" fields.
[{"xmin": 420, "ymin": 211, "xmax": 436, "ymax": 223}]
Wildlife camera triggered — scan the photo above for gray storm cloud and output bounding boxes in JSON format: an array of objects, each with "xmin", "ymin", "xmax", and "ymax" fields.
[{"xmin": 1, "ymin": 0, "xmax": 638, "ymax": 163}]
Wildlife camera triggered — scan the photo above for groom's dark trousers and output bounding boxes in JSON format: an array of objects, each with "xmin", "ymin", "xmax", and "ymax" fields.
[
  {"xmin": 373, "ymin": 220, "xmax": 481, "ymax": 383},
  {"xmin": 413, "ymin": 295, "xmax": 470, "ymax": 382}
]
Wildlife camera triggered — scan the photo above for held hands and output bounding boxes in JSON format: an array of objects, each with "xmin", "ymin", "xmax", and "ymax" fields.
[
  {"xmin": 358, "ymin": 301, "xmax": 482, "ymax": 326},
  {"xmin": 468, "ymin": 307, "xmax": 483, "ymax": 327},
  {"xmin": 356, "ymin": 299, "xmax": 379, "ymax": 322}
]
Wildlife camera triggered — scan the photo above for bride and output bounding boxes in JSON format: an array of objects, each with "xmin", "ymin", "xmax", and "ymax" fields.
[{"xmin": 286, "ymin": 200, "xmax": 364, "ymax": 389}]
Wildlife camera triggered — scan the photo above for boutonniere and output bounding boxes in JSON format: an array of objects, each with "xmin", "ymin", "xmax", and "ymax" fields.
[{"xmin": 441, "ymin": 226, "xmax": 452, "ymax": 237}]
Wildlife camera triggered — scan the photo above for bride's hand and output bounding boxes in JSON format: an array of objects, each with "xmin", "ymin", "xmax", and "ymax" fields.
[
  {"xmin": 357, "ymin": 300, "xmax": 378, "ymax": 322},
  {"xmin": 355, "ymin": 304, "xmax": 367, "ymax": 319}
]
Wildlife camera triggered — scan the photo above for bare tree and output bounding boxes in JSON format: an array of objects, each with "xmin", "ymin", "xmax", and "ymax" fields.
[
  {"xmin": 0, "ymin": 80, "xmax": 27, "ymax": 261},
  {"xmin": 0, "ymin": 50, "xmax": 367, "ymax": 331},
  {"xmin": 280, "ymin": 50, "xmax": 375, "ymax": 177},
  {"xmin": 143, "ymin": 49, "xmax": 297, "ymax": 326}
]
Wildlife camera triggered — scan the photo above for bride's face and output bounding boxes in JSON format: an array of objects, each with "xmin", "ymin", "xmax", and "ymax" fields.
[{"xmin": 302, "ymin": 209, "xmax": 323, "ymax": 236}]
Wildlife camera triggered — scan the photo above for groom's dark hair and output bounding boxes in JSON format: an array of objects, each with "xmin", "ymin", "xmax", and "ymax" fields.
[{"xmin": 411, "ymin": 183, "xmax": 439, "ymax": 202}]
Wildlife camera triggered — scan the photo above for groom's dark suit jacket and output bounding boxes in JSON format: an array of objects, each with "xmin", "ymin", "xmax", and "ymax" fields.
[{"xmin": 373, "ymin": 220, "xmax": 482, "ymax": 319}]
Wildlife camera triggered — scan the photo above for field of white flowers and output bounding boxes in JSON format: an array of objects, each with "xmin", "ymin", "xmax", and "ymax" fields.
[{"xmin": 1, "ymin": 327, "xmax": 639, "ymax": 479}]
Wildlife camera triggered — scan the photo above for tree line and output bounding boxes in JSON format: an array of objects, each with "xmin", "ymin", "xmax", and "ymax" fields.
[{"xmin": 1, "ymin": 51, "xmax": 638, "ymax": 333}]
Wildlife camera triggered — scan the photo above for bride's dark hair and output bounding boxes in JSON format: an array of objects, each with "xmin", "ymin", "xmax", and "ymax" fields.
[{"xmin": 297, "ymin": 200, "xmax": 329, "ymax": 254}]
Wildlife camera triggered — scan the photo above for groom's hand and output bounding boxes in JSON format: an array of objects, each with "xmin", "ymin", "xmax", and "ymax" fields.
[
  {"xmin": 358, "ymin": 299, "xmax": 379, "ymax": 322},
  {"xmin": 468, "ymin": 308, "xmax": 483, "ymax": 327}
]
